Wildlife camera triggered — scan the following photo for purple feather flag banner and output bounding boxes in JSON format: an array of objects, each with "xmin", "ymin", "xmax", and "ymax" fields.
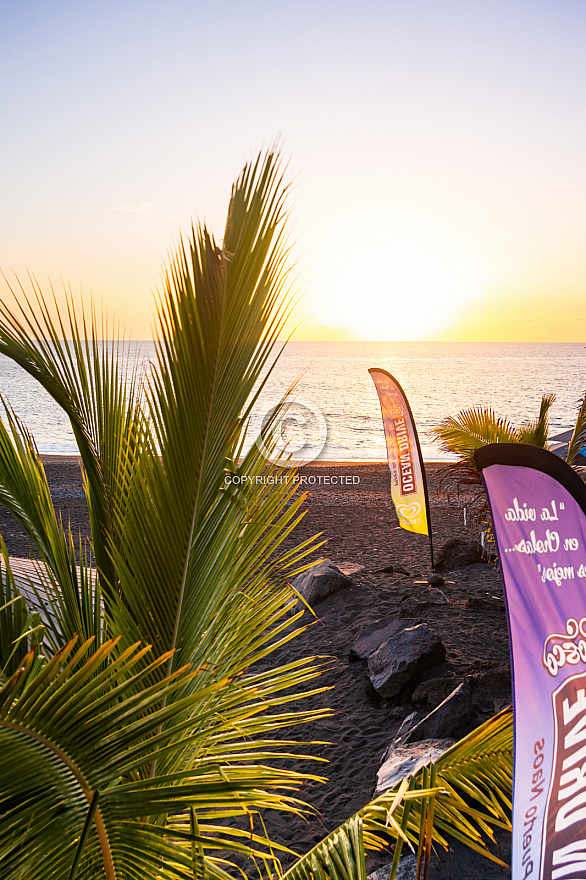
[
  {"xmin": 476, "ymin": 444, "xmax": 586, "ymax": 880},
  {"xmin": 369, "ymin": 368, "xmax": 430, "ymax": 538}
]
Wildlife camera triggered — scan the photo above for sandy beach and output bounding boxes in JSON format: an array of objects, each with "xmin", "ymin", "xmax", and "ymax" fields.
[{"xmin": 1, "ymin": 457, "xmax": 512, "ymax": 876}]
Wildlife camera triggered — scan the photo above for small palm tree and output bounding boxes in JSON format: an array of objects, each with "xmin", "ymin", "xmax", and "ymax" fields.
[
  {"xmin": 431, "ymin": 394, "xmax": 556, "ymax": 513},
  {"xmin": 0, "ymin": 151, "xmax": 514, "ymax": 879},
  {"xmin": 433, "ymin": 392, "xmax": 586, "ymax": 521}
]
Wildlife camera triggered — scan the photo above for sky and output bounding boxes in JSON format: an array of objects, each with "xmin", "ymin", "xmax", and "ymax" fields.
[{"xmin": 1, "ymin": 0, "xmax": 586, "ymax": 341}]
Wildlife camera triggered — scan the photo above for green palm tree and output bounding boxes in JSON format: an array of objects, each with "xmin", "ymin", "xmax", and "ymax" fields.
[
  {"xmin": 433, "ymin": 392, "xmax": 586, "ymax": 523},
  {"xmin": 0, "ymin": 151, "xmax": 513, "ymax": 879},
  {"xmin": 431, "ymin": 394, "xmax": 556, "ymax": 510},
  {"xmin": 0, "ymin": 152, "xmax": 330, "ymax": 879}
]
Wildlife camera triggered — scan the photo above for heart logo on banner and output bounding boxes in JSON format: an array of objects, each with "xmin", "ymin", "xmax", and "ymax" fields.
[{"xmin": 396, "ymin": 502, "xmax": 421, "ymax": 519}]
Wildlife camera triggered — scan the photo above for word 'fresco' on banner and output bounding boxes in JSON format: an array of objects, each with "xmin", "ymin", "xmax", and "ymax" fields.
[
  {"xmin": 369, "ymin": 368, "xmax": 430, "ymax": 538},
  {"xmin": 476, "ymin": 443, "xmax": 586, "ymax": 880}
]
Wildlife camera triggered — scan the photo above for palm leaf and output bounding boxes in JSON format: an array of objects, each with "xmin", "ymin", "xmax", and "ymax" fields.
[
  {"xmin": 0, "ymin": 540, "xmax": 44, "ymax": 678},
  {"xmin": 433, "ymin": 397, "xmax": 557, "ymax": 520},
  {"xmin": 565, "ymin": 391, "xmax": 586, "ymax": 467},
  {"xmin": 516, "ymin": 393, "xmax": 555, "ymax": 446},
  {"xmin": 0, "ymin": 400, "xmax": 102, "ymax": 650},
  {"xmin": 433, "ymin": 406, "xmax": 519, "ymax": 460},
  {"xmin": 0, "ymin": 636, "xmax": 330, "ymax": 880},
  {"xmin": 0, "ymin": 284, "xmax": 147, "ymax": 604},
  {"xmin": 110, "ymin": 153, "xmax": 298, "ymax": 668},
  {"xmin": 283, "ymin": 709, "xmax": 513, "ymax": 880}
]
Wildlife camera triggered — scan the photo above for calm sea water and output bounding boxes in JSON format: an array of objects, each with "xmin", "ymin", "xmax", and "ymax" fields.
[{"xmin": 1, "ymin": 341, "xmax": 585, "ymax": 460}]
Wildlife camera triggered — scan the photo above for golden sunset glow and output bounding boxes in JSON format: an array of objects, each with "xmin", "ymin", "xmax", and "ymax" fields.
[
  {"xmin": 290, "ymin": 227, "xmax": 489, "ymax": 341},
  {"xmin": 434, "ymin": 290, "xmax": 586, "ymax": 342},
  {"xmin": 2, "ymin": 3, "xmax": 586, "ymax": 343}
]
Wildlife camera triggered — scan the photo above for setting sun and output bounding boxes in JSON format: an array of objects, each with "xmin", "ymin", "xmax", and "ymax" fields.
[
  {"xmin": 3, "ymin": 4, "xmax": 586, "ymax": 344},
  {"xmin": 291, "ymin": 227, "xmax": 489, "ymax": 340}
]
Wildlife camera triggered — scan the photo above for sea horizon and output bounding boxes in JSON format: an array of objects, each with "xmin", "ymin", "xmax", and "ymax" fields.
[{"xmin": 1, "ymin": 340, "xmax": 585, "ymax": 461}]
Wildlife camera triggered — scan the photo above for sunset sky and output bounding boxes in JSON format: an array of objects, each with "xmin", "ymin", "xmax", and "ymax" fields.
[{"xmin": 2, "ymin": 1, "xmax": 586, "ymax": 341}]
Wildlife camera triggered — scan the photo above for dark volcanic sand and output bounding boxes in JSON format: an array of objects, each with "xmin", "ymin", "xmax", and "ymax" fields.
[
  {"xmin": 0, "ymin": 457, "xmax": 90, "ymax": 558},
  {"xmin": 2, "ymin": 458, "xmax": 512, "ymax": 877}
]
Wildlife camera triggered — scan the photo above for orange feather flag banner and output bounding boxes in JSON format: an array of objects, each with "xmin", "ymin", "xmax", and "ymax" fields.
[{"xmin": 369, "ymin": 368, "xmax": 433, "ymax": 565}]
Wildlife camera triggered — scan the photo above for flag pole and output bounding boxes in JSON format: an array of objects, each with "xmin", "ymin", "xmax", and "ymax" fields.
[{"xmin": 400, "ymin": 379, "xmax": 435, "ymax": 572}]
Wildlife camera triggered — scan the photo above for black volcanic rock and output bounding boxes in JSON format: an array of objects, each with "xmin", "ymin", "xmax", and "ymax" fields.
[
  {"xmin": 349, "ymin": 617, "xmax": 420, "ymax": 662},
  {"xmin": 367, "ymin": 624, "xmax": 446, "ymax": 699},
  {"xmin": 291, "ymin": 559, "xmax": 352, "ymax": 607},
  {"xmin": 435, "ymin": 537, "xmax": 482, "ymax": 571}
]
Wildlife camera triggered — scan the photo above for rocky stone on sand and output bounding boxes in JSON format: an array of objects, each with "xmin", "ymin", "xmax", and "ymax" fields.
[
  {"xmin": 368, "ymin": 856, "xmax": 417, "ymax": 880},
  {"xmin": 401, "ymin": 682, "xmax": 472, "ymax": 742},
  {"xmin": 412, "ymin": 676, "xmax": 463, "ymax": 711},
  {"xmin": 428, "ymin": 573, "xmax": 445, "ymax": 586},
  {"xmin": 376, "ymin": 563, "xmax": 411, "ymax": 576},
  {"xmin": 367, "ymin": 624, "xmax": 446, "ymax": 699},
  {"xmin": 435, "ymin": 537, "xmax": 482, "ymax": 571},
  {"xmin": 337, "ymin": 562, "xmax": 365, "ymax": 577},
  {"xmin": 349, "ymin": 617, "xmax": 420, "ymax": 663},
  {"xmin": 375, "ymin": 738, "xmax": 455, "ymax": 794},
  {"xmin": 399, "ymin": 587, "xmax": 448, "ymax": 617},
  {"xmin": 468, "ymin": 667, "xmax": 512, "ymax": 715},
  {"xmin": 291, "ymin": 559, "xmax": 352, "ymax": 607}
]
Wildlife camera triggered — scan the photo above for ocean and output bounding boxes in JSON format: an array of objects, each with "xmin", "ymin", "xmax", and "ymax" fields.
[{"xmin": 0, "ymin": 341, "xmax": 585, "ymax": 461}]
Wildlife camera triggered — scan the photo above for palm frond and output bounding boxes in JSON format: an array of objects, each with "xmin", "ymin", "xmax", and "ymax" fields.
[
  {"xmin": 516, "ymin": 393, "xmax": 555, "ymax": 446},
  {"xmin": 0, "ymin": 636, "xmax": 329, "ymax": 879},
  {"xmin": 107, "ymin": 152, "xmax": 312, "ymax": 678},
  {"xmin": 0, "ymin": 540, "xmax": 44, "ymax": 679},
  {"xmin": 0, "ymin": 282, "xmax": 148, "ymax": 602},
  {"xmin": 283, "ymin": 709, "xmax": 513, "ymax": 880},
  {"xmin": 433, "ymin": 396, "xmax": 558, "ymax": 520},
  {"xmin": 433, "ymin": 407, "xmax": 518, "ymax": 460},
  {"xmin": 566, "ymin": 391, "xmax": 586, "ymax": 467},
  {"xmin": 0, "ymin": 399, "xmax": 102, "ymax": 649}
]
